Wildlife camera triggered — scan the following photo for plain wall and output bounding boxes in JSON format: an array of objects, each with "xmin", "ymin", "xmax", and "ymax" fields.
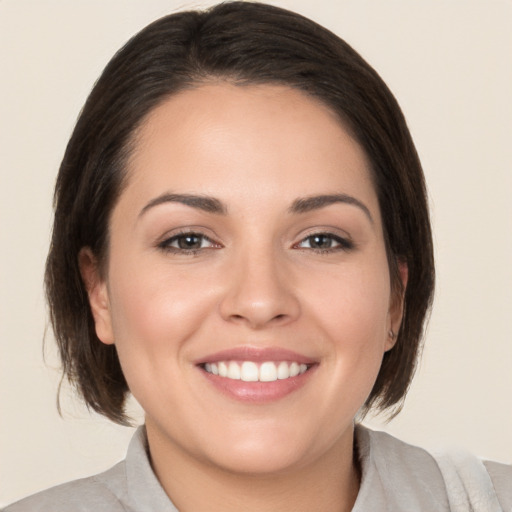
[{"xmin": 1, "ymin": 0, "xmax": 511, "ymax": 505}]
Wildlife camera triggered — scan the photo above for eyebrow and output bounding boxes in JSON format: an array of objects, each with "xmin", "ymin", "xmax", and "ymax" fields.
[
  {"xmin": 139, "ymin": 193, "xmax": 227, "ymax": 217},
  {"xmin": 139, "ymin": 192, "xmax": 373, "ymax": 223},
  {"xmin": 289, "ymin": 194, "xmax": 373, "ymax": 223}
]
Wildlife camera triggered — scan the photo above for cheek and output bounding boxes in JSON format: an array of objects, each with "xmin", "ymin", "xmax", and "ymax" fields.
[
  {"xmin": 306, "ymin": 262, "xmax": 391, "ymax": 343},
  {"xmin": 105, "ymin": 262, "xmax": 221, "ymax": 420},
  {"xmin": 302, "ymin": 260, "xmax": 392, "ymax": 393},
  {"xmin": 106, "ymin": 256, "xmax": 219, "ymax": 367}
]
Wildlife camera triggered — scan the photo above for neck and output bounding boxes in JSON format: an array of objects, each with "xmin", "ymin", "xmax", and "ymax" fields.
[{"xmin": 146, "ymin": 423, "xmax": 360, "ymax": 512}]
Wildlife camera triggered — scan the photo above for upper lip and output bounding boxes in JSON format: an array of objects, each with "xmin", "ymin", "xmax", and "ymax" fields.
[{"xmin": 195, "ymin": 346, "xmax": 317, "ymax": 365}]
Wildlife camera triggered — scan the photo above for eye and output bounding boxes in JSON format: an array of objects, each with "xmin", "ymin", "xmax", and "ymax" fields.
[
  {"xmin": 159, "ymin": 232, "xmax": 218, "ymax": 253},
  {"xmin": 296, "ymin": 233, "xmax": 354, "ymax": 252}
]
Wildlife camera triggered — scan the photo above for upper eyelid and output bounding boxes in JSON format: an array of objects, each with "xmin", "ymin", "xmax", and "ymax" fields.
[
  {"xmin": 157, "ymin": 227, "xmax": 218, "ymax": 243},
  {"xmin": 169, "ymin": 232, "xmax": 212, "ymax": 242},
  {"xmin": 292, "ymin": 230, "xmax": 356, "ymax": 252},
  {"xmin": 296, "ymin": 233, "xmax": 350, "ymax": 244},
  {"xmin": 293, "ymin": 227, "xmax": 353, "ymax": 243},
  {"xmin": 157, "ymin": 231, "xmax": 219, "ymax": 250}
]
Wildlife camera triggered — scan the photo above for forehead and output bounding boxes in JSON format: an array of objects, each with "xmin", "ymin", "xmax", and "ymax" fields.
[{"xmin": 122, "ymin": 82, "xmax": 379, "ymax": 217}]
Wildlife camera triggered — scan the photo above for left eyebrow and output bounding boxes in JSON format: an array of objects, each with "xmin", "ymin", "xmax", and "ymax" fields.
[
  {"xmin": 289, "ymin": 194, "xmax": 374, "ymax": 224},
  {"xmin": 138, "ymin": 193, "xmax": 228, "ymax": 218}
]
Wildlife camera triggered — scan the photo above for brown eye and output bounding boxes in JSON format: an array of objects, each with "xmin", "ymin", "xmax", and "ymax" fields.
[
  {"xmin": 159, "ymin": 232, "xmax": 217, "ymax": 252},
  {"xmin": 307, "ymin": 234, "xmax": 335, "ymax": 249},
  {"xmin": 297, "ymin": 233, "xmax": 354, "ymax": 252},
  {"xmin": 176, "ymin": 234, "xmax": 204, "ymax": 249}
]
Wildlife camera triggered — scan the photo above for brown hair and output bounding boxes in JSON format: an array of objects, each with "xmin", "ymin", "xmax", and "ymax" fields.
[{"xmin": 45, "ymin": 1, "xmax": 434, "ymax": 424}]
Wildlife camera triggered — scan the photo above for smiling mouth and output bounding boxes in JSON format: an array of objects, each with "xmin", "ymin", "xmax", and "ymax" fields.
[{"xmin": 202, "ymin": 361, "xmax": 311, "ymax": 382}]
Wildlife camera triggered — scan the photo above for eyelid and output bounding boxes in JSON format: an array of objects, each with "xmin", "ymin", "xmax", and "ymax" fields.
[
  {"xmin": 292, "ymin": 228, "xmax": 355, "ymax": 252},
  {"xmin": 293, "ymin": 225, "xmax": 353, "ymax": 242},
  {"xmin": 157, "ymin": 228, "xmax": 222, "ymax": 253}
]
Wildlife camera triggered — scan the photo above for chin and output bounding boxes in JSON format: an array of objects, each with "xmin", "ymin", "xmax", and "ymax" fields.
[
  {"xmin": 208, "ymin": 442, "xmax": 312, "ymax": 476},
  {"xmin": 196, "ymin": 421, "xmax": 330, "ymax": 476}
]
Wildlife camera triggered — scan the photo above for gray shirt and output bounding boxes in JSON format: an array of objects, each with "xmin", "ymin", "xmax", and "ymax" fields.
[{"xmin": 4, "ymin": 426, "xmax": 511, "ymax": 511}]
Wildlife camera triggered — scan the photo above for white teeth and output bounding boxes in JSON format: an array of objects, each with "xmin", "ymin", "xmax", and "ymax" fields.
[
  {"xmin": 218, "ymin": 361, "xmax": 228, "ymax": 377},
  {"xmin": 289, "ymin": 362, "xmax": 300, "ymax": 377},
  {"xmin": 227, "ymin": 361, "xmax": 241, "ymax": 379},
  {"xmin": 204, "ymin": 361, "xmax": 309, "ymax": 381},
  {"xmin": 277, "ymin": 361, "xmax": 290, "ymax": 379},
  {"xmin": 259, "ymin": 362, "xmax": 277, "ymax": 382},
  {"xmin": 241, "ymin": 361, "xmax": 259, "ymax": 382}
]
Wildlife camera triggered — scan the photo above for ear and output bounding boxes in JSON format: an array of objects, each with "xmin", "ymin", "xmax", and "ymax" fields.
[
  {"xmin": 385, "ymin": 259, "xmax": 408, "ymax": 351},
  {"xmin": 78, "ymin": 247, "xmax": 115, "ymax": 345}
]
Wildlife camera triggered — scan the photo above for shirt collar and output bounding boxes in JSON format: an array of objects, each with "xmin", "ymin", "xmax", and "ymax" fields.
[{"xmin": 125, "ymin": 425, "xmax": 179, "ymax": 512}]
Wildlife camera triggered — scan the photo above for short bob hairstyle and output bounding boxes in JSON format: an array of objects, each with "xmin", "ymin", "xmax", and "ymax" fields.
[{"xmin": 45, "ymin": 1, "xmax": 434, "ymax": 425}]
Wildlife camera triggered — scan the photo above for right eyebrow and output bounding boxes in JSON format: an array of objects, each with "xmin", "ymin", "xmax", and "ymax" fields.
[
  {"xmin": 289, "ymin": 193, "xmax": 374, "ymax": 224},
  {"xmin": 138, "ymin": 193, "xmax": 228, "ymax": 218}
]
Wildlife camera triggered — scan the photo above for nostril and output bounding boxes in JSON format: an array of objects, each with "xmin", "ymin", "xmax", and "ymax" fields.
[{"xmin": 221, "ymin": 287, "xmax": 301, "ymax": 328}]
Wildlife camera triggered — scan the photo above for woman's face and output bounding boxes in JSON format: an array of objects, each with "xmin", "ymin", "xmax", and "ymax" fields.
[{"xmin": 85, "ymin": 83, "xmax": 402, "ymax": 475}]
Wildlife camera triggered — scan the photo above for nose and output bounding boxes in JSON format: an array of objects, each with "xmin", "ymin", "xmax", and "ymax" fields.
[{"xmin": 219, "ymin": 246, "xmax": 300, "ymax": 329}]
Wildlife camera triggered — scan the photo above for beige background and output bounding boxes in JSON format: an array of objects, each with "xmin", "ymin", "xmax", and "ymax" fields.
[{"xmin": 1, "ymin": 0, "xmax": 511, "ymax": 506}]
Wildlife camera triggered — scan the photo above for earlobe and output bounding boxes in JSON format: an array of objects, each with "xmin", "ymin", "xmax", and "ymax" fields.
[
  {"xmin": 386, "ymin": 329, "xmax": 397, "ymax": 351},
  {"xmin": 78, "ymin": 248, "xmax": 115, "ymax": 345},
  {"xmin": 386, "ymin": 260, "xmax": 408, "ymax": 351}
]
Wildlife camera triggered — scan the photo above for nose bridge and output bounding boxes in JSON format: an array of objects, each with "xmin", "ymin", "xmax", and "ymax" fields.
[{"xmin": 220, "ymin": 239, "xmax": 299, "ymax": 328}]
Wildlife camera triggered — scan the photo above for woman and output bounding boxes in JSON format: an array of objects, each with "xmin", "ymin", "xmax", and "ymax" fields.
[{"xmin": 4, "ymin": 2, "xmax": 511, "ymax": 511}]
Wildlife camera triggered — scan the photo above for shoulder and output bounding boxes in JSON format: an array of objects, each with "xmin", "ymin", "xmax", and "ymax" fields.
[
  {"xmin": 357, "ymin": 425, "xmax": 447, "ymax": 479},
  {"xmin": 356, "ymin": 425, "xmax": 512, "ymax": 511},
  {"xmin": 356, "ymin": 425, "xmax": 449, "ymax": 508},
  {"xmin": 2, "ymin": 426, "xmax": 174, "ymax": 512},
  {"xmin": 484, "ymin": 460, "xmax": 512, "ymax": 510},
  {"xmin": 2, "ymin": 461, "xmax": 129, "ymax": 512}
]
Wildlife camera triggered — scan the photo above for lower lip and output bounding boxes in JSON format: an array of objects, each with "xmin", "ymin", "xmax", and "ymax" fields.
[{"xmin": 199, "ymin": 365, "xmax": 317, "ymax": 403}]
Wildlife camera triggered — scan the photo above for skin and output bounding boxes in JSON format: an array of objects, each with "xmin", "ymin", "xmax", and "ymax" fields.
[{"xmin": 81, "ymin": 83, "xmax": 405, "ymax": 512}]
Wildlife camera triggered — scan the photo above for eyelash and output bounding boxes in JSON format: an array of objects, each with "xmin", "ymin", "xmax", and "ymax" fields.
[
  {"xmin": 158, "ymin": 231, "xmax": 219, "ymax": 255},
  {"xmin": 157, "ymin": 231, "xmax": 354, "ymax": 255},
  {"xmin": 294, "ymin": 233, "xmax": 354, "ymax": 253}
]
